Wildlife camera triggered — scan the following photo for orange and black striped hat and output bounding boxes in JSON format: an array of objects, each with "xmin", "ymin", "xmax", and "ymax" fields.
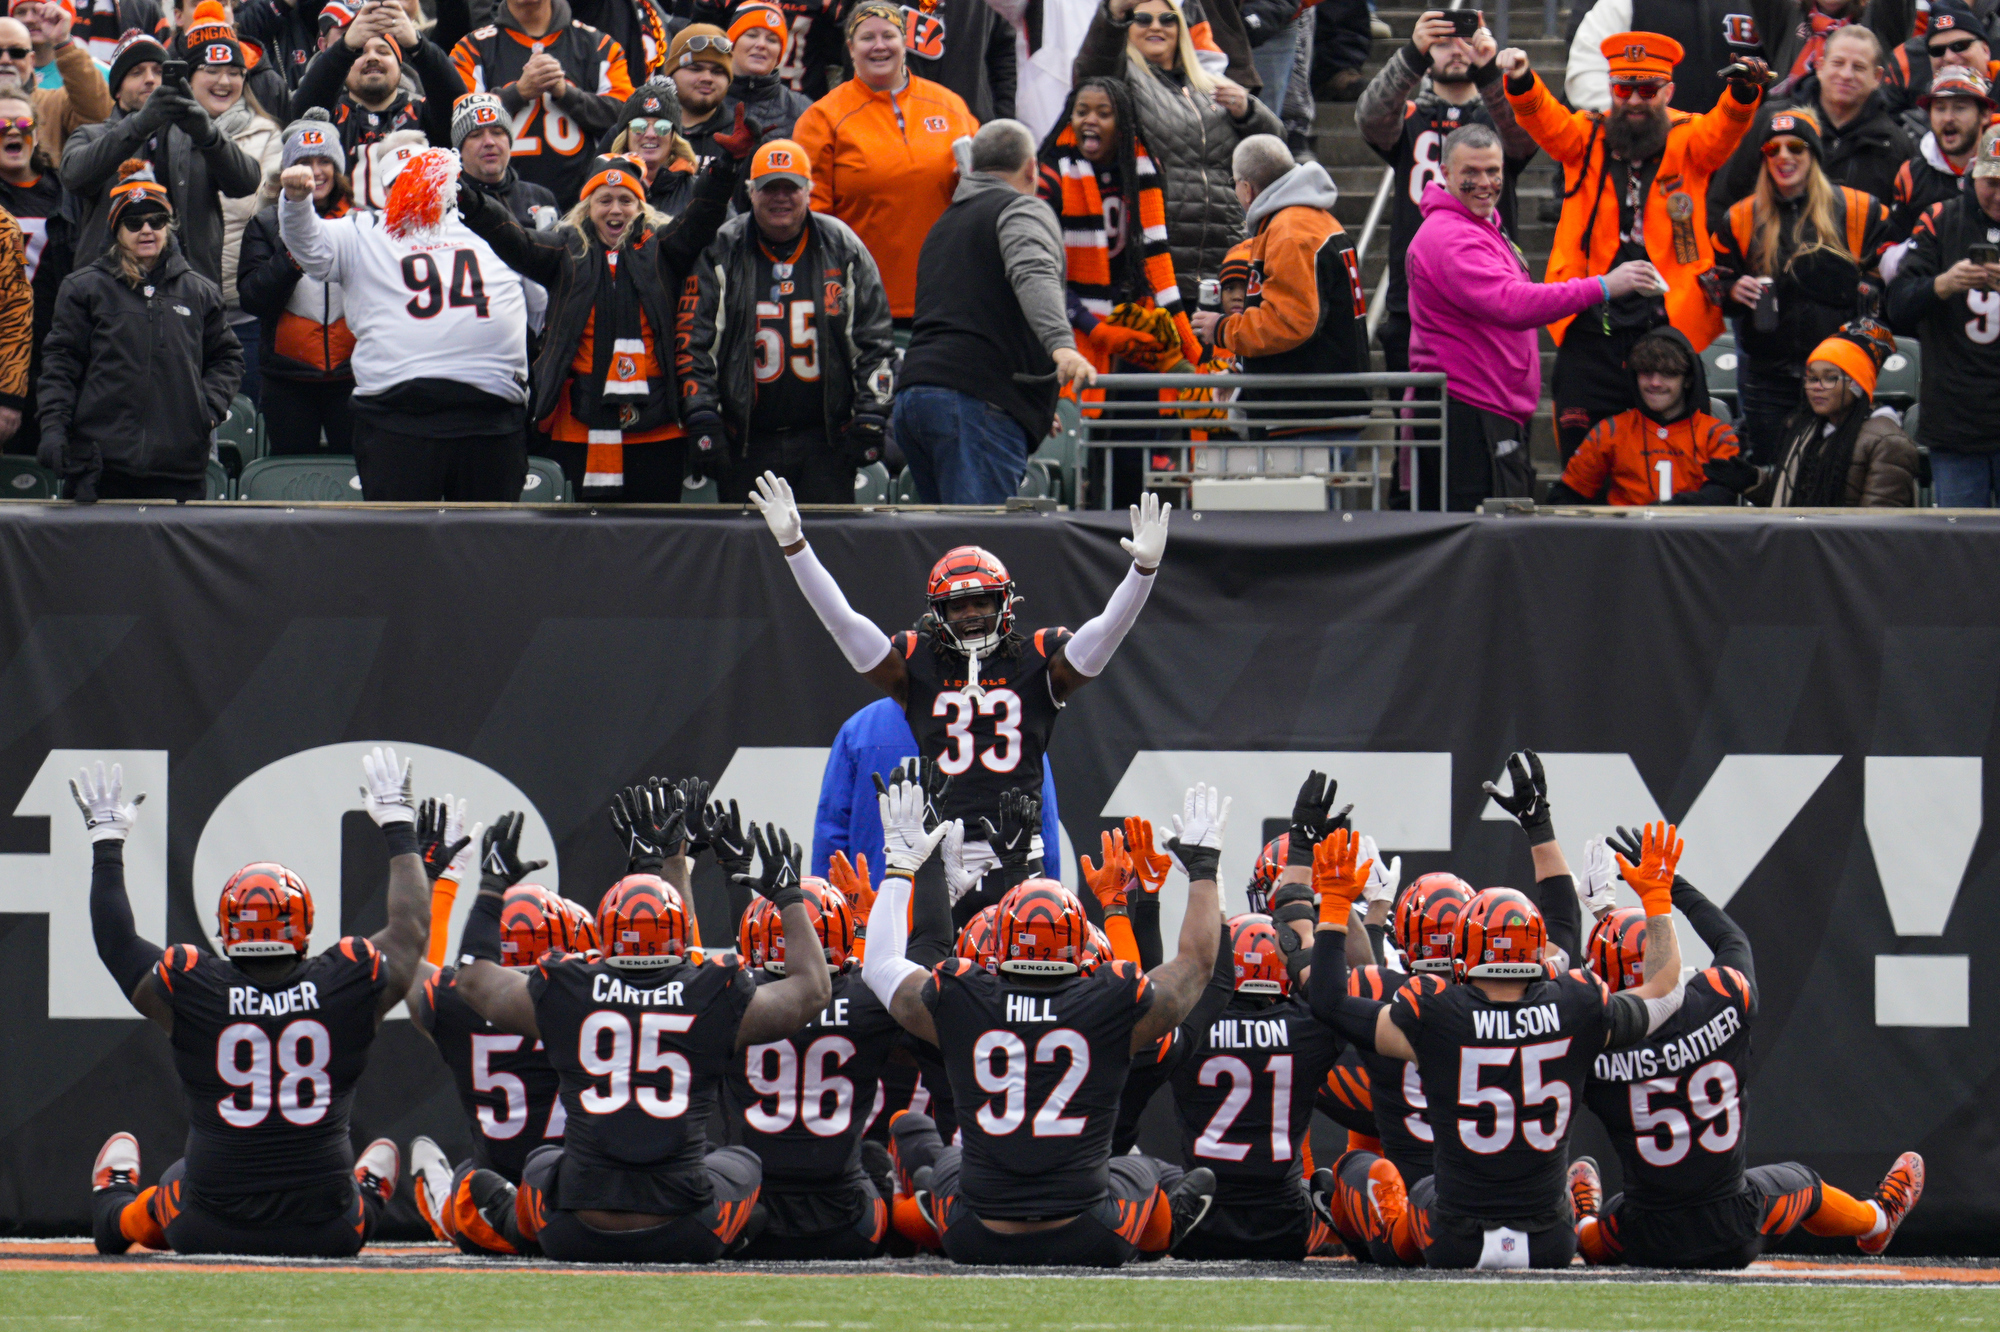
[{"xmin": 108, "ymin": 159, "xmax": 170, "ymax": 232}]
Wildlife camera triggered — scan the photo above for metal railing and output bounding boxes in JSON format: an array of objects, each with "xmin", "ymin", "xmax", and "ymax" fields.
[{"xmin": 1076, "ymin": 372, "xmax": 1451, "ymax": 510}]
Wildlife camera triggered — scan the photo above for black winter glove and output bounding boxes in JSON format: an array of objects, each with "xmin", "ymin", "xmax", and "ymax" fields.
[
  {"xmin": 129, "ymin": 84, "xmax": 181, "ymax": 135},
  {"xmin": 843, "ymin": 411, "xmax": 886, "ymax": 467},
  {"xmin": 683, "ymin": 410, "xmax": 726, "ymax": 482},
  {"xmin": 1483, "ymin": 749, "xmax": 1556, "ymax": 845}
]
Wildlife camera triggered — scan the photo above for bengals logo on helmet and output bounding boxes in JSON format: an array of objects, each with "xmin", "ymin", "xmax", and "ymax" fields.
[{"xmin": 1721, "ymin": 13, "xmax": 1758, "ymax": 45}]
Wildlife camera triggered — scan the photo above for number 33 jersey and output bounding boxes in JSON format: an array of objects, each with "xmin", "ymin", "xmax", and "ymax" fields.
[
  {"xmin": 895, "ymin": 626, "xmax": 1070, "ymax": 827},
  {"xmin": 155, "ymin": 939, "xmax": 387, "ymax": 1199},
  {"xmin": 418, "ymin": 965, "xmax": 565, "ymax": 1183},
  {"xmin": 1584, "ymin": 965, "xmax": 1756, "ymax": 1210},
  {"xmin": 1391, "ymin": 970, "xmax": 1613, "ymax": 1225}
]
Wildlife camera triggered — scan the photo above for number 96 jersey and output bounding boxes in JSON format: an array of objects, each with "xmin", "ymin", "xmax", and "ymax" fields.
[{"xmin": 895, "ymin": 626, "xmax": 1070, "ymax": 827}]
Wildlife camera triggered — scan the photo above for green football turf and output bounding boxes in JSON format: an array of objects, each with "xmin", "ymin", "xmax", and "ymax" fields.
[{"xmin": 7, "ymin": 1272, "xmax": 1998, "ymax": 1331}]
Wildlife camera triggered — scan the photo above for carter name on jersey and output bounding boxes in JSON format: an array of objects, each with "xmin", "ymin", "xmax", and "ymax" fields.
[{"xmin": 592, "ymin": 973, "xmax": 689, "ymax": 1007}]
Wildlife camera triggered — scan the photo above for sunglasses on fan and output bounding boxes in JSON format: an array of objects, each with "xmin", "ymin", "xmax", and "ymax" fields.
[{"xmin": 1130, "ymin": 10, "xmax": 1181, "ymax": 26}]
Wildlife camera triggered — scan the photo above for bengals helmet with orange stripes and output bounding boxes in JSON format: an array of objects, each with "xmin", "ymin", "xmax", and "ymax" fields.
[
  {"xmin": 1246, "ymin": 835, "xmax": 1288, "ymax": 913},
  {"xmin": 1227, "ymin": 913, "xmax": 1288, "ymax": 996},
  {"xmin": 995, "ymin": 878, "xmax": 1088, "ymax": 975},
  {"xmin": 560, "ymin": 896, "xmax": 599, "ymax": 953},
  {"xmin": 1081, "ymin": 922, "xmax": 1112, "ymax": 974},
  {"xmin": 499, "ymin": 883, "xmax": 583, "ymax": 966},
  {"xmin": 1455, "ymin": 887, "xmax": 1548, "ymax": 981},
  {"xmin": 1396, "ymin": 872, "xmax": 1473, "ymax": 974},
  {"xmin": 1588, "ymin": 906, "xmax": 1648, "ymax": 993},
  {"xmin": 927, "ymin": 546, "xmax": 1018, "ymax": 654},
  {"xmin": 740, "ymin": 878, "xmax": 856, "ymax": 974},
  {"xmin": 597, "ymin": 873, "xmax": 692, "ymax": 968},
  {"xmin": 217, "ymin": 862, "xmax": 314, "ymax": 957},
  {"xmin": 957, "ymin": 903, "xmax": 1001, "ymax": 969}
]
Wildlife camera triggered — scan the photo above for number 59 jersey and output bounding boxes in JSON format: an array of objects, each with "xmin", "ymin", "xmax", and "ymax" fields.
[
  {"xmin": 419, "ymin": 965, "xmax": 565, "ymax": 1183},
  {"xmin": 895, "ymin": 626, "xmax": 1070, "ymax": 828},
  {"xmin": 1584, "ymin": 966, "xmax": 1756, "ymax": 1211},
  {"xmin": 923, "ymin": 957, "xmax": 1152, "ymax": 1220},
  {"xmin": 1391, "ymin": 970, "xmax": 1613, "ymax": 1226},
  {"xmin": 156, "ymin": 939, "xmax": 387, "ymax": 1199}
]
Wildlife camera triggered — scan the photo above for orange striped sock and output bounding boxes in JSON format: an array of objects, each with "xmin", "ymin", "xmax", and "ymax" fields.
[
  {"xmin": 1346, "ymin": 1130, "xmax": 1382, "ymax": 1154},
  {"xmin": 1389, "ymin": 1199, "xmax": 1424, "ymax": 1264},
  {"xmin": 1137, "ymin": 1186, "xmax": 1174, "ymax": 1252},
  {"xmin": 1804, "ymin": 1185, "xmax": 1883, "ymax": 1238},
  {"xmin": 120, "ymin": 1189, "xmax": 166, "ymax": 1249}
]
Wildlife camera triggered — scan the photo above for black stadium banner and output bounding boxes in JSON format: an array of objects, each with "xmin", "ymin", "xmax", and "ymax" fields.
[{"xmin": 0, "ymin": 504, "xmax": 1995, "ymax": 1252}]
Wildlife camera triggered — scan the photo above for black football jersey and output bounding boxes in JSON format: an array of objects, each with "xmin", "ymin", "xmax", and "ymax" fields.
[
  {"xmin": 775, "ymin": 0, "xmax": 848, "ymax": 97},
  {"xmin": 923, "ymin": 956, "xmax": 1153, "ymax": 1220},
  {"xmin": 529, "ymin": 953, "xmax": 757, "ymax": 1213},
  {"xmin": 1375, "ymin": 95, "xmax": 1526, "ymax": 314},
  {"xmin": 1584, "ymin": 965, "xmax": 1755, "ymax": 1211},
  {"xmin": 895, "ymin": 626, "xmax": 1070, "ymax": 830},
  {"xmin": 157, "ymin": 938, "xmax": 386, "ymax": 1198},
  {"xmin": 1315, "ymin": 1044, "xmax": 1377, "ymax": 1138},
  {"xmin": 1391, "ymin": 969, "xmax": 1612, "ymax": 1224},
  {"xmin": 1168, "ymin": 994, "xmax": 1341, "ymax": 1206},
  {"xmin": 728, "ymin": 967, "xmax": 901, "ymax": 1189},
  {"xmin": 748, "ymin": 246, "xmax": 826, "ymax": 436},
  {"xmin": 421, "ymin": 965, "xmax": 566, "ymax": 1183}
]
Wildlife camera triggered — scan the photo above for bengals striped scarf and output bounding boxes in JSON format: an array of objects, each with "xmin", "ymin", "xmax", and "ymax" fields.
[{"xmin": 1047, "ymin": 126, "xmax": 1199, "ymax": 365}]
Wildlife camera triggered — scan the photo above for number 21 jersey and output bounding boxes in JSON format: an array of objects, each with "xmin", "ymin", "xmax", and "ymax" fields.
[{"xmin": 895, "ymin": 626, "xmax": 1070, "ymax": 827}]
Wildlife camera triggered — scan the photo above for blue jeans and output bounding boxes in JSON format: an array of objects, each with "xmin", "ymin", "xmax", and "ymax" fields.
[
  {"xmin": 1929, "ymin": 450, "xmax": 2000, "ymax": 507},
  {"xmin": 1252, "ymin": 19, "xmax": 1297, "ymax": 112},
  {"xmin": 893, "ymin": 386, "xmax": 1032, "ymax": 504}
]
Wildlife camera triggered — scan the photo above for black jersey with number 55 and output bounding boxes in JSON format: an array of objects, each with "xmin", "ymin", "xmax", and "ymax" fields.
[
  {"xmin": 420, "ymin": 964, "xmax": 565, "ymax": 1183},
  {"xmin": 896, "ymin": 626, "xmax": 1070, "ymax": 827}
]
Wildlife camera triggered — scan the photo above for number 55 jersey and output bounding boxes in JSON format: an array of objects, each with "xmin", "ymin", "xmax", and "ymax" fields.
[{"xmin": 895, "ymin": 626, "xmax": 1071, "ymax": 829}]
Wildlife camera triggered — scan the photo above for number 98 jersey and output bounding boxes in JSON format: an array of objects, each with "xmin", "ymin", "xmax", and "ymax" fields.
[
  {"xmin": 156, "ymin": 939, "xmax": 387, "ymax": 1199},
  {"xmin": 895, "ymin": 626, "xmax": 1070, "ymax": 828},
  {"xmin": 1584, "ymin": 966, "xmax": 1756, "ymax": 1210}
]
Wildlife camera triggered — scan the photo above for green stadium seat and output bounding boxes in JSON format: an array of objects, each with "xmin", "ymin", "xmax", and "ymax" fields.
[
  {"xmin": 205, "ymin": 458, "xmax": 231, "ymax": 499},
  {"xmin": 1016, "ymin": 462, "xmax": 1051, "ymax": 500},
  {"xmin": 1875, "ymin": 338, "xmax": 1920, "ymax": 407},
  {"xmin": 216, "ymin": 394, "xmax": 259, "ymax": 461},
  {"xmin": 854, "ymin": 461, "xmax": 890, "ymax": 503},
  {"xmin": 0, "ymin": 455, "xmax": 57, "ymax": 498},
  {"xmin": 520, "ymin": 456, "xmax": 569, "ymax": 502},
  {"xmin": 1710, "ymin": 397, "xmax": 1733, "ymax": 423},
  {"xmin": 238, "ymin": 454, "xmax": 362, "ymax": 501},
  {"xmin": 1034, "ymin": 397, "xmax": 1082, "ymax": 506},
  {"xmin": 893, "ymin": 467, "xmax": 919, "ymax": 503},
  {"xmin": 1703, "ymin": 337, "xmax": 1739, "ymax": 402},
  {"xmin": 681, "ymin": 474, "xmax": 718, "ymax": 503}
]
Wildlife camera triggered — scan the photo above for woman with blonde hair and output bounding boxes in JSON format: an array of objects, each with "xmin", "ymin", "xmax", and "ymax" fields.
[
  {"xmin": 1072, "ymin": 0, "xmax": 1281, "ymax": 303},
  {"xmin": 1708, "ymin": 109, "xmax": 1894, "ymax": 464}
]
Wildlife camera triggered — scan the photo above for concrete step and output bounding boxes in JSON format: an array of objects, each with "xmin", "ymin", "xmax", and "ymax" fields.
[{"xmin": 1372, "ymin": 5, "xmax": 1566, "ymax": 42}]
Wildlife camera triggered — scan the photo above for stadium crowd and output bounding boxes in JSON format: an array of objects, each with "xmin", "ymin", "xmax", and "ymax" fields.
[{"xmin": 0, "ymin": 0, "xmax": 1992, "ymax": 504}]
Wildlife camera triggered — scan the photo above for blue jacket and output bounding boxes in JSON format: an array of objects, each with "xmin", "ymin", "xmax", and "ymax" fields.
[{"xmin": 812, "ymin": 697, "xmax": 1062, "ymax": 879}]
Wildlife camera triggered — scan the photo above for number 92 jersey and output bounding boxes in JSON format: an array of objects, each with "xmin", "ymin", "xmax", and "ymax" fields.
[
  {"xmin": 1390, "ymin": 969, "xmax": 1613, "ymax": 1226},
  {"xmin": 156, "ymin": 939, "xmax": 387, "ymax": 1199},
  {"xmin": 418, "ymin": 965, "xmax": 565, "ymax": 1183},
  {"xmin": 895, "ymin": 626, "xmax": 1070, "ymax": 827},
  {"xmin": 1584, "ymin": 966, "xmax": 1756, "ymax": 1210}
]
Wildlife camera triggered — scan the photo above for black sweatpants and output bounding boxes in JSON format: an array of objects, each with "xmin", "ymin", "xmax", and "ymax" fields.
[
  {"xmin": 1596, "ymin": 1162, "xmax": 1823, "ymax": 1270},
  {"xmin": 260, "ymin": 377, "xmax": 355, "ymax": 454},
  {"xmin": 351, "ymin": 420, "xmax": 527, "ymax": 501},
  {"xmin": 1552, "ymin": 324, "xmax": 1646, "ymax": 464},
  {"xmin": 520, "ymin": 1144, "xmax": 763, "ymax": 1264},
  {"xmin": 718, "ymin": 428, "xmax": 856, "ymax": 505},
  {"xmin": 92, "ymin": 1158, "xmax": 380, "ymax": 1257},
  {"xmin": 1404, "ymin": 1173, "xmax": 1578, "ymax": 1269},
  {"xmin": 733, "ymin": 1172, "xmax": 889, "ymax": 1260}
]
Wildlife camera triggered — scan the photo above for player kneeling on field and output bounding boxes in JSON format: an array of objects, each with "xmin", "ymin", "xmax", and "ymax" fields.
[
  {"xmin": 451, "ymin": 823, "xmax": 830, "ymax": 1263},
  {"xmin": 87, "ymin": 750, "xmax": 439, "ymax": 1257},
  {"xmin": 866, "ymin": 781, "xmax": 1224, "ymax": 1268}
]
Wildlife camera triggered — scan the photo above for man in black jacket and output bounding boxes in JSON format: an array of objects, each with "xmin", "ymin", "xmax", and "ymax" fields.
[
  {"xmin": 61, "ymin": 30, "xmax": 262, "ymax": 288},
  {"xmin": 680, "ymin": 138, "xmax": 895, "ymax": 502},
  {"xmin": 291, "ymin": 0, "xmax": 468, "ymax": 154},
  {"xmin": 237, "ymin": 0, "xmax": 331, "ymax": 89},
  {"xmin": 454, "ymin": 89, "xmax": 559, "ymax": 226}
]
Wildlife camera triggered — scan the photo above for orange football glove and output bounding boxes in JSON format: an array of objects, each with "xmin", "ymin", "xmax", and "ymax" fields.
[
  {"xmin": 828, "ymin": 849, "xmax": 874, "ymax": 921},
  {"xmin": 1080, "ymin": 828, "xmax": 1132, "ymax": 912},
  {"xmin": 1615, "ymin": 821, "xmax": 1682, "ymax": 918},
  {"xmin": 1123, "ymin": 816, "xmax": 1171, "ymax": 898},
  {"xmin": 1312, "ymin": 827, "xmax": 1373, "ymax": 926}
]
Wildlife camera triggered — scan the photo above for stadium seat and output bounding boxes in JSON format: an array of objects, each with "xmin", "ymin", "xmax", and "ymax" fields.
[
  {"xmin": 1711, "ymin": 397, "xmax": 1733, "ymax": 423},
  {"xmin": 1035, "ymin": 398, "xmax": 1082, "ymax": 506},
  {"xmin": 681, "ymin": 474, "xmax": 718, "ymax": 503},
  {"xmin": 238, "ymin": 455, "xmax": 363, "ymax": 501},
  {"xmin": 1016, "ymin": 463, "xmax": 1051, "ymax": 500},
  {"xmin": 1703, "ymin": 336, "xmax": 1739, "ymax": 404},
  {"xmin": 216, "ymin": 395, "xmax": 260, "ymax": 462},
  {"xmin": 520, "ymin": 456, "xmax": 569, "ymax": 502},
  {"xmin": 0, "ymin": 455, "xmax": 57, "ymax": 498},
  {"xmin": 205, "ymin": 458, "xmax": 231, "ymax": 500},
  {"xmin": 1875, "ymin": 338, "xmax": 1920, "ymax": 407},
  {"xmin": 893, "ymin": 467, "xmax": 920, "ymax": 503},
  {"xmin": 854, "ymin": 461, "xmax": 890, "ymax": 503}
]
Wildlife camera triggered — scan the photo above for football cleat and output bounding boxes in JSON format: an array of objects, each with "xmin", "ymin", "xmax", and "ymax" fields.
[
  {"xmin": 1364, "ymin": 1156, "xmax": 1408, "ymax": 1243},
  {"xmin": 910, "ymin": 1165, "xmax": 940, "ymax": 1238},
  {"xmin": 1307, "ymin": 1166, "xmax": 1337, "ymax": 1231},
  {"xmin": 1568, "ymin": 1154, "xmax": 1603, "ymax": 1220},
  {"xmin": 1858, "ymin": 1152, "xmax": 1925, "ymax": 1255},
  {"xmin": 92, "ymin": 1131, "xmax": 140, "ymax": 1193},
  {"xmin": 1167, "ymin": 1167, "xmax": 1216, "ymax": 1252},
  {"xmin": 410, "ymin": 1135, "xmax": 452, "ymax": 1233},
  {"xmin": 354, "ymin": 1138, "xmax": 400, "ymax": 1205}
]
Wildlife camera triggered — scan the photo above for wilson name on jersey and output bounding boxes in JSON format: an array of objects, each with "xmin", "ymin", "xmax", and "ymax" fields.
[
  {"xmin": 729, "ymin": 968, "xmax": 900, "ymax": 1187},
  {"xmin": 528, "ymin": 954, "xmax": 756, "ymax": 1214},
  {"xmin": 1585, "ymin": 965, "xmax": 1755, "ymax": 1210},
  {"xmin": 923, "ymin": 957, "xmax": 1152, "ymax": 1220},
  {"xmin": 895, "ymin": 626, "xmax": 1070, "ymax": 827},
  {"xmin": 1391, "ymin": 970, "xmax": 1612, "ymax": 1224},
  {"xmin": 423, "ymin": 965, "xmax": 565, "ymax": 1182},
  {"xmin": 1168, "ymin": 995, "xmax": 1340, "ymax": 1205},
  {"xmin": 156, "ymin": 939, "xmax": 387, "ymax": 1199}
]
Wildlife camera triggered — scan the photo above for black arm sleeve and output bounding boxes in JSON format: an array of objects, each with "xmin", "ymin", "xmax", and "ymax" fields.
[
  {"xmin": 1672, "ymin": 877, "xmax": 1755, "ymax": 987},
  {"xmin": 1130, "ymin": 895, "xmax": 1163, "ymax": 973},
  {"xmin": 1181, "ymin": 921, "xmax": 1234, "ymax": 1032},
  {"xmin": 1534, "ymin": 871, "xmax": 1582, "ymax": 963},
  {"xmin": 1606, "ymin": 989, "xmax": 1650, "ymax": 1048},
  {"xmin": 906, "ymin": 858, "xmax": 953, "ymax": 969},
  {"xmin": 1111, "ymin": 1042, "xmax": 1174, "ymax": 1155},
  {"xmin": 462, "ymin": 883, "xmax": 505, "ymax": 963},
  {"xmin": 1365, "ymin": 922, "xmax": 1388, "ymax": 966},
  {"xmin": 1307, "ymin": 927, "xmax": 1383, "ymax": 1050},
  {"xmin": 91, "ymin": 840, "xmax": 164, "ymax": 999}
]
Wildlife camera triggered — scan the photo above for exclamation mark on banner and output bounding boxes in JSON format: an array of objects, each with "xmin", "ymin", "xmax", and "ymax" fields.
[{"xmin": 1865, "ymin": 756, "xmax": 1979, "ymax": 1027}]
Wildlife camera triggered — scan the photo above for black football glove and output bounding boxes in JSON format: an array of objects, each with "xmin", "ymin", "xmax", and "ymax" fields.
[
  {"xmin": 683, "ymin": 410, "xmax": 726, "ymax": 483},
  {"xmin": 481, "ymin": 810, "xmax": 548, "ymax": 891},
  {"xmin": 696, "ymin": 798, "xmax": 753, "ymax": 883},
  {"xmin": 735, "ymin": 822, "xmax": 804, "ymax": 910},
  {"xmin": 1483, "ymin": 749, "xmax": 1555, "ymax": 845},
  {"xmin": 1287, "ymin": 770, "xmax": 1337, "ymax": 866},
  {"xmin": 417, "ymin": 797, "xmax": 471, "ymax": 883},
  {"xmin": 976, "ymin": 787, "xmax": 1040, "ymax": 868},
  {"xmin": 844, "ymin": 412, "xmax": 886, "ymax": 467},
  {"xmin": 873, "ymin": 755, "xmax": 952, "ymax": 830},
  {"xmin": 675, "ymin": 775, "xmax": 715, "ymax": 851}
]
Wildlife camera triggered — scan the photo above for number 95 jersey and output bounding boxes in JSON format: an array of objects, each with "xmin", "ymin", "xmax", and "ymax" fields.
[{"xmin": 895, "ymin": 626, "xmax": 1070, "ymax": 827}]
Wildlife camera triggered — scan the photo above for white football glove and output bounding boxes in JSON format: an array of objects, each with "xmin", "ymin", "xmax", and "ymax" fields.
[
  {"xmin": 1122, "ymin": 490, "xmax": 1169, "ymax": 569},
  {"xmin": 359, "ymin": 746, "xmax": 415, "ymax": 826},
  {"xmin": 750, "ymin": 470, "xmax": 803, "ymax": 547},
  {"xmin": 940, "ymin": 820, "xmax": 981, "ymax": 904},
  {"xmin": 1359, "ymin": 834, "xmax": 1401, "ymax": 908},
  {"xmin": 69, "ymin": 761, "xmax": 145, "ymax": 843},
  {"xmin": 1165, "ymin": 781, "xmax": 1230, "ymax": 879},
  {"xmin": 449, "ymin": 815, "xmax": 483, "ymax": 882},
  {"xmin": 879, "ymin": 780, "xmax": 949, "ymax": 876},
  {"xmin": 1580, "ymin": 837, "xmax": 1620, "ymax": 916}
]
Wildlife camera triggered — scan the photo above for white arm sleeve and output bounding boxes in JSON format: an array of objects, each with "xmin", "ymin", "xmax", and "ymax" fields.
[
  {"xmin": 1565, "ymin": 0, "xmax": 1631, "ymax": 113},
  {"xmin": 1063, "ymin": 563, "xmax": 1155, "ymax": 678},
  {"xmin": 1642, "ymin": 979, "xmax": 1688, "ymax": 1034},
  {"xmin": 862, "ymin": 872, "xmax": 926, "ymax": 1010},
  {"xmin": 278, "ymin": 189, "xmax": 337, "ymax": 282},
  {"xmin": 786, "ymin": 544, "xmax": 894, "ymax": 673}
]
